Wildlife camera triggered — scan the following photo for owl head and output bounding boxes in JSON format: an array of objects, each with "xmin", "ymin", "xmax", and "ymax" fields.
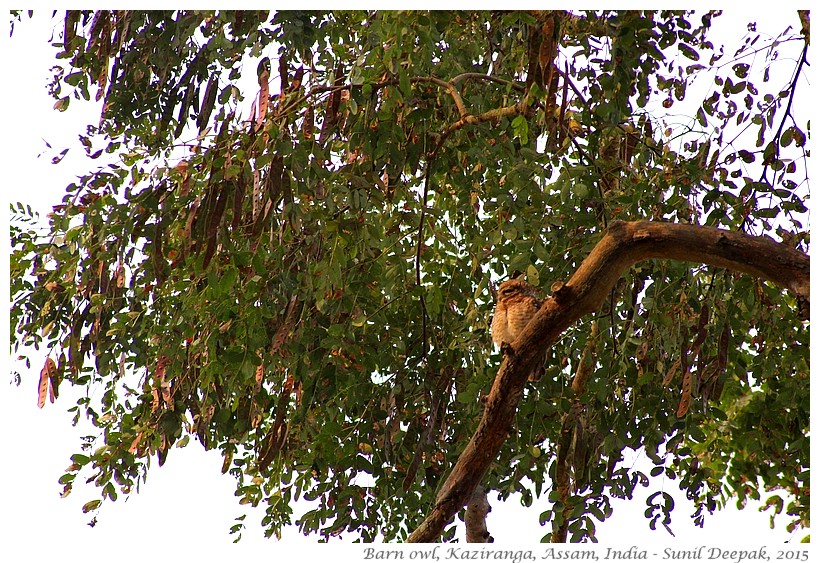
[{"xmin": 496, "ymin": 279, "xmax": 539, "ymax": 300}]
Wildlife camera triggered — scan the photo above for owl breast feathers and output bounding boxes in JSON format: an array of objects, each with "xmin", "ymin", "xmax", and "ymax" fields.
[
  {"xmin": 492, "ymin": 279, "xmax": 542, "ymax": 345},
  {"xmin": 491, "ymin": 279, "xmax": 544, "ymax": 381}
]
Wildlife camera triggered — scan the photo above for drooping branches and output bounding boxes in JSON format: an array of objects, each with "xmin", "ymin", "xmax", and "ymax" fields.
[{"xmin": 407, "ymin": 220, "xmax": 809, "ymax": 542}]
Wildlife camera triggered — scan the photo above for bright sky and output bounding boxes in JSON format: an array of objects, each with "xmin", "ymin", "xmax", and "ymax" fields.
[{"xmin": 1, "ymin": 8, "xmax": 814, "ymax": 562}]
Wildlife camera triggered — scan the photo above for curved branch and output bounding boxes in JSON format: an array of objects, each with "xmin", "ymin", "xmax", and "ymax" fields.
[
  {"xmin": 434, "ymin": 100, "xmax": 529, "ymax": 154},
  {"xmin": 406, "ymin": 220, "xmax": 809, "ymax": 542}
]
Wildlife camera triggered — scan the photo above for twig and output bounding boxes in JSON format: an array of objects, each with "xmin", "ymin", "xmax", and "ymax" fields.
[
  {"xmin": 415, "ymin": 157, "xmax": 433, "ymax": 359},
  {"xmin": 554, "ymin": 65, "xmax": 588, "ymax": 107},
  {"xmin": 451, "ymin": 72, "xmax": 526, "ymax": 91},
  {"xmin": 740, "ymin": 40, "xmax": 809, "ymax": 232}
]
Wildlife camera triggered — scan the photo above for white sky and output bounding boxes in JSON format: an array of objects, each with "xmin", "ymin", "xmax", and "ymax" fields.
[{"xmin": 1, "ymin": 7, "xmax": 815, "ymax": 562}]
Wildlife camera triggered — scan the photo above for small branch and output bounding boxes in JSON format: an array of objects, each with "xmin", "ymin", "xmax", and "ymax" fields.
[
  {"xmin": 554, "ymin": 65, "xmax": 589, "ymax": 107},
  {"xmin": 445, "ymin": 81, "xmax": 470, "ymax": 119},
  {"xmin": 415, "ymin": 155, "xmax": 434, "ymax": 359},
  {"xmin": 435, "ymin": 100, "xmax": 528, "ymax": 153},
  {"xmin": 741, "ymin": 39, "xmax": 809, "ymax": 231},
  {"xmin": 451, "ymin": 72, "xmax": 526, "ymax": 91},
  {"xmin": 411, "ymin": 76, "xmax": 452, "ymax": 89},
  {"xmin": 406, "ymin": 220, "xmax": 809, "ymax": 542},
  {"xmin": 300, "ymin": 71, "xmax": 531, "ymax": 174}
]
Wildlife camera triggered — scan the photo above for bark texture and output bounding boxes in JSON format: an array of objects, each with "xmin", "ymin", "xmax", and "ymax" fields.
[{"xmin": 464, "ymin": 486, "xmax": 492, "ymax": 543}]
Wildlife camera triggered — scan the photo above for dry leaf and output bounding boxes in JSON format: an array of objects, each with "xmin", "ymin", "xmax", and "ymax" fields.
[
  {"xmin": 677, "ymin": 367, "xmax": 692, "ymax": 417},
  {"xmin": 255, "ymin": 363, "xmax": 265, "ymax": 390},
  {"xmin": 175, "ymin": 160, "xmax": 190, "ymax": 197},
  {"xmin": 663, "ymin": 358, "xmax": 680, "ymax": 386},
  {"xmin": 37, "ymin": 357, "xmax": 57, "ymax": 408},
  {"xmin": 222, "ymin": 450, "xmax": 233, "ymax": 474}
]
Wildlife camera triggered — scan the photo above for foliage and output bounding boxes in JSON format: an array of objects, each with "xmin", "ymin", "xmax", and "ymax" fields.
[{"xmin": 10, "ymin": 10, "xmax": 809, "ymax": 542}]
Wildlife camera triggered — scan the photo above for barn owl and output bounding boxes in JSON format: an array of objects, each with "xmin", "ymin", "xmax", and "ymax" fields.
[{"xmin": 492, "ymin": 279, "xmax": 544, "ymax": 382}]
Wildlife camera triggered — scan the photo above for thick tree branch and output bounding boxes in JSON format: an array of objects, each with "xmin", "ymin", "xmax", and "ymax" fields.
[
  {"xmin": 464, "ymin": 485, "xmax": 492, "ymax": 543},
  {"xmin": 406, "ymin": 220, "xmax": 809, "ymax": 542}
]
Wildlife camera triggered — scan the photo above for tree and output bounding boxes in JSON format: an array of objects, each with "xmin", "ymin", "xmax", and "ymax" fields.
[{"xmin": 10, "ymin": 10, "xmax": 810, "ymax": 543}]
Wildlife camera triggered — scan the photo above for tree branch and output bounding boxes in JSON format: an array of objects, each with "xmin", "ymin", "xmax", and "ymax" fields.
[
  {"xmin": 451, "ymin": 72, "xmax": 526, "ymax": 91},
  {"xmin": 464, "ymin": 484, "xmax": 493, "ymax": 543},
  {"xmin": 433, "ymin": 100, "xmax": 529, "ymax": 154},
  {"xmin": 464, "ymin": 485, "xmax": 492, "ymax": 543},
  {"xmin": 406, "ymin": 220, "xmax": 809, "ymax": 542}
]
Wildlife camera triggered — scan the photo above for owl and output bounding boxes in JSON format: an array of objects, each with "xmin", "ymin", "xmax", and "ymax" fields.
[{"xmin": 492, "ymin": 279, "xmax": 544, "ymax": 382}]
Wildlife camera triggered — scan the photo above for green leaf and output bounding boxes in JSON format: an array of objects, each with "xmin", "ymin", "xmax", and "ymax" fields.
[
  {"xmin": 696, "ymin": 107, "xmax": 707, "ymax": 127},
  {"xmin": 70, "ymin": 453, "xmax": 90, "ymax": 465},
  {"xmin": 678, "ymin": 43, "xmax": 700, "ymax": 61},
  {"xmin": 738, "ymin": 149, "xmax": 755, "ymax": 163},
  {"xmin": 64, "ymin": 71, "xmax": 84, "ymax": 86},
  {"xmin": 511, "ymin": 114, "xmax": 529, "ymax": 145},
  {"xmin": 81, "ymin": 499, "xmax": 101, "ymax": 513}
]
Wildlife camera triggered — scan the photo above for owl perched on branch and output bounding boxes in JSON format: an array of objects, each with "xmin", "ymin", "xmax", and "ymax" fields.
[{"xmin": 491, "ymin": 279, "xmax": 545, "ymax": 382}]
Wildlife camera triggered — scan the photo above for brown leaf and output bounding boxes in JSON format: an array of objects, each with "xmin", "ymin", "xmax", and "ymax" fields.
[
  {"xmin": 37, "ymin": 357, "xmax": 57, "ymax": 408},
  {"xmin": 257, "ymin": 67, "xmax": 270, "ymax": 132},
  {"xmin": 155, "ymin": 355, "xmax": 169, "ymax": 380},
  {"xmin": 175, "ymin": 160, "xmax": 190, "ymax": 197},
  {"xmin": 151, "ymin": 388, "xmax": 161, "ymax": 414},
  {"xmin": 255, "ymin": 363, "xmax": 265, "ymax": 391},
  {"xmin": 201, "ymin": 183, "xmax": 230, "ymax": 269},
  {"xmin": 198, "ymin": 75, "xmax": 219, "ymax": 133},
  {"xmin": 232, "ymin": 173, "xmax": 246, "ymax": 231},
  {"xmin": 291, "ymin": 66, "xmax": 304, "ymax": 91},
  {"xmin": 318, "ymin": 65, "xmax": 344, "ymax": 144},
  {"xmin": 271, "ymin": 294, "xmax": 300, "ymax": 355},
  {"xmin": 128, "ymin": 433, "xmax": 144, "ymax": 455},
  {"xmin": 252, "ymin": 167, "xmax": 262, "ymax": 221},
  {"xmin": 717, "ymin": 322, "xmax": 730, "ymax": 371},
  {"xmin": 277, "ymin": 56, "xmax": 288, "ymax": 97},
  {"xmin": 182, "ymin": 195, "xmax": 201, "ymax": 253},
  {"xmin": 154, "ymin": 355, "xmax": 173, "ymax": 409},
  {"xmin": 161, "ymin": 382, "xmax": 173, "ymax": 410},
  {"xmin": 302, "ymin": 104, "xmax": 314, "ymax": 140},
  {"xmin": 50, "ymin": 355, "xmax": 64, "ymax": 401},
  {"xmin": 116, "ymin": 262, "xmax": 125, "ymax": 288},
  {"xmin": 662, "ymin": 358, "xmax": 680, "ymax": 386},
  {"xmin": 677, "ymin": 366, "xmax": 692, "ymax": 417},
  {"xmin": 196, "ymin": 403, "xmax": 215, "ymax": 447}
]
